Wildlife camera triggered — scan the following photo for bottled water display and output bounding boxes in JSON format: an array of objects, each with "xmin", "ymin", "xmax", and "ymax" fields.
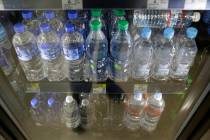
[
  {"xmin": 152, "ymin": 27, "xmax": 175, "ymax": 80},
  {"xmin": 61, "ymin": 23, "xmax": 85, "ymax": 81},
  {"xmin": 12, "ymin": 23, "xmax": 45, "ymax": 81},
  {"xmin": 21, "ymin": 11, "xmax": 40, "ymax": 36},
  {"xmin": 37, "ymin": 23, "xmax": 65, "ymax": 81},
  {"xmin": 170, "ymin": 27, "xmax": 198, "ymax": 80},
  {"xmin": 133, "ymin": 10, "xmax": 200, "ymax": 28},
  {"xmin": 110, "ymin": 20, "xmax": 132, "ymax": 81},
  {"xmin": 132, "ymin": 27, "xmax": 153, "ymax": 80},
  {"xmin": 140, "ymin": 92, "xmax": 165, "ymax": 132},
  {"xmin": 85, "ymin": 20, "xmax": 108, "ymax": 81},
  {"xmin": 61, "ymin": 95, "xmax": 81, "ymax": 128}
]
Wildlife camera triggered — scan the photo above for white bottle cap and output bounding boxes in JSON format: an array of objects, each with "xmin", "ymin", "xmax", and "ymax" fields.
[
  {"xmin": 154, "ymin": 92, "xmax": 162, "ymax": 101},
  {"xmin": 192, "ymin": 12, "xmax": 200, "ymax": 22},
  {"xmin": 81, "ymin": 99, "xmax": 89, "ymax": 106},
  {"xmin": 66, "ymin": 96, "xmax": 73, "ymax": 103}
]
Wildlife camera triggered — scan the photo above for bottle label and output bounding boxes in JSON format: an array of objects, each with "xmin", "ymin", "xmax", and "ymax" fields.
[
  {"xmin": 15, "ymin": 45, "xmax": 39, "ymax": 61},
  {"xmin": 137, "ymin": 65, "xmax": 150, "ymax": 76},
  {"xmin": 176, "ymin": 64, "xmax": 189, "ymax": 75},
  {"xmin": 39, "ymin": 43, "xmax": 61, "ymax": 60},
  {"xmin": 157, "ymin": 64, "xmax": 169, "ymax": 76},
  {"xmin": 63, "ymin": 44, "xmax": 84, "ymax": 61}
]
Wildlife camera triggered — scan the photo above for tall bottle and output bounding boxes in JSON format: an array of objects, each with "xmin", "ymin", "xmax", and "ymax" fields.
[
  {"xmin": 152, "ymin": 27, "xmax": 175, "ymax": 80},
  {"xmin": 85, "ymin": 20, "xmax": 108, "ymax": 81},
  {"xmin": 132, "ymin": 27, "xmax": 153, "ymax": 80},
  {"xmin": 37, "ymin": 23, "xmax": 65, "ymax": 81},
  {"xmin": 170, "ymin": 27, "xmax": 198, "ymax": 80},
  {"xmin": 140, "ymin": 92, "xmax": 165, "ymax": 132},
  {"xmin": 61, "ymin": 23, "xmax": 85, "ymax": 81},
  {"xmin": 12, "ymin": 23, "xmax": 45, "ymax": 81},
  {"xmin": 110, "ymin": 20, "xmax": 132, "ymax": 81},
  {"xmin": 61, "ymin": 95, "xmax": 81, "ymax": 128}
]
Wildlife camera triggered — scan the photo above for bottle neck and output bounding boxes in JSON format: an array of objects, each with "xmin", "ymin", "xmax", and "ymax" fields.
[{"xmin": 117, "ymin": 29, "xmax": 129, "ymax": 35}]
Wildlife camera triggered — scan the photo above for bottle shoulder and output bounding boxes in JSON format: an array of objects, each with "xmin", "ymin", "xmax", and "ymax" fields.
[
  {"xmin": 86, "ymin": 31, "xmax": 108, "ymax": 43},
  {"xmin": 37, "ymin": 31, "xmax": 60, "ymax": 43},
  {"xmin": 13, "ymin": 31, "xmax": 36, "ymax": 45}
]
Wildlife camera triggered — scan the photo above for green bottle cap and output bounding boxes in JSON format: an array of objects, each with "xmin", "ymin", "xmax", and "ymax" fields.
[
  {"xmin": 91, "ymin": 9, "xmax": 102, "ymax": 17},
  {"xmin": 117, "ymin": 20, "xmax": 129, "ymax": 30},
  {"xmin": 113, "ymin": 9, "xmax": 125, "ymax": 16},
  {"xmin": 90, "ymin": 20, "xmax": 102, "ymax": 31}
]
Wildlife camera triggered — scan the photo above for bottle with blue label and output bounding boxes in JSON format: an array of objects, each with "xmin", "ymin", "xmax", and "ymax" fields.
[
  {"xmin": 67, "ymin": 10, "xmax": 86, "ymax": 39},
  {"xmin": 85, "ymin": 20, "xmax": 108, "ymax": 81},
  {"xmin": 61, "ymin": 23, "xmax": 85, "ymax": 81},
  {"xmin": 37, "ymin": 23, "xmax": 65, "ymax": 81},
  {"xmin": 170, "ymin": 27, "xmax": 198, "ymax": 80},
  {"xmin": 132, "ymin": 27, "xmax": 153, "ymax": 81},
  {"xmin": 110, "ymin": 20, "xmax": 132, "ymax": 82},
  {"xmin": 12, "ymin": 23, "xmax": 45, "ymax": 81},
  {"xmin": 152, "ymin": 27, "xmax": 175, "ymax": 81}
]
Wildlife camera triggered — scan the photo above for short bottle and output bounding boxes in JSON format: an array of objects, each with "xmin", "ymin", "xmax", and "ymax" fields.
[{"xmin": 12, "ymin": 23, "xmax": 45, "ymax": 81}]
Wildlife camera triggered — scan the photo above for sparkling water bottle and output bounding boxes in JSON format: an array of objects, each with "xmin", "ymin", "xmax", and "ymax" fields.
[
  {"xmin": 37, "ymin": 23, "xmax": 65, "ymax": 81},
  {"xmin": 12, "ymin": 23, "xmax": 45, "ymax": 81},
  {"xmin": 152, "ymin": 27, "xmax": 175, "ymax": 80},
  {"xmin": 61, "ymin": 23, "xmax": 85, "ymax": 81},
  {"xmin": 170, "ymin": 27, "xmax": 198, "ymax": 80},
  {"xmin": 110, "ymin": 20, "xmax": 132, "ymax": 81},
  {"xmin": 21, "ymin": 11, "xmax": 40, "ymax": 36},
  {"xmin": 132, "ymin": 27, "xmax": 153, "ymax": 80},
  {"xmin": 44, "ymin": 10, "xmax": 64, "ymax": 37},
  {"xmin": 67, "ymin": 10, "xmax": 87, "ymax": 39},
  {"xmin": 85, "ymin": 20, "xmax": 108, "ymax": 81},
  {"xmin": 123, "ymin": 92, "xmax": 146, "ymax": 130},
  {"xmin": 140, "ymin": 92, "xmax": 165, "ymax": 132},
  {"xmin": 61, "ymin": 95, "xmax": 81, "ymax": 128}
]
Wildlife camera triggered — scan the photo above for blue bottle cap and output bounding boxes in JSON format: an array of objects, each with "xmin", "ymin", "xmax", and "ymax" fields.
[
  {"xmin": 140, "ymin": 27, "xmax": 152, "ymax": 39},
  {"xmin": 44, "ymin": 10, "xmax": 55, "ymax": 19},
  {"xmin": 31, "ymin": 98, "xmax": 39, "ymax": 108},
  {"xmin": 14, "ymin": 23, "xmax": 25, "ymax": 33},
  {"xmin": 0, "ymin": 24, "xmax": 6, "ymax": 40},
  {"xmin": 163, "ymin": 27, "xmax": 174, "ymax": 40},
  {"xmin": 22, "ymin": 11, "xmax": 33, "ymax": 20},
  {"xmin": 68, "ymin": 10, "xmax": 78, "ymax": 19},
  {"xmin": 134, "ymin": 92, "xmax": 143, "ymax": 101},
  {"xmin": 48, "ymin": 97, "xmax": 55, "ymax": 107},
  {"xmin": 154, "ymin": 92, "xmax": 162, "ymax": 101},
  {"xmin": 65, "ymin": 23, "xmax": 75, "ymax": 33},
  {"xmin": 186, "ymin": 27, "xmax": 198, "ymax": 39},
  {"xmin": 40, "ymin": 23, "xmax": 51, "ymax": 33}
]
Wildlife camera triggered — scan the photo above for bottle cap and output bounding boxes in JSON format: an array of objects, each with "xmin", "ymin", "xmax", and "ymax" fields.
[
  {"xmin": 65, "ymin": 96, "xmax": 73, "ymax": 103},
  {"xmin": 140, "ymin": 27, "xmax": 152, "ymax": 39},
  {"xmin": 163, "ymin": 27, "xmax": 174, "ymax": 40},
  {"xmin": 40, "ymin": 23, "xmax": 51, "ymax": 33},
  {"xmin": 81, "ymin": 99, "xmax": 89, "ymax": 106},
  {"xmin": 154, "ymin": 92, "xmax": 162, "ymax": 101},
  {"xmin": 186, "ymin": 27, "xmax": 198, "ymax": 39},
  {"xmin": 65, "ymin": 23, "xmax": 75, "ymax": 33},
  {"xmin": 113, "ymin": 9, "xmax": 125, "ymax": 16},
  {"xmin": 117, "ymin": 20, "xmax": 129, "ymax": 30},
  {"xmin": 44, "ymin": 10, "xmax": 55, "ymax": 19},
  {"xmin": 91, "ymin": 9, "xmax": 102, "ymax": 17},
  {"xmin": 22, "ymin": 11, "xmax": 33, "ymax": 20},
  {"xmin": 0, "ymin": 24, "xmax": 6, "ymax": 40},
  {"xmin": 14, "ymin": 23, "xmax": 25, "ymax": 33},
  {"xmin": 134, "ymin": 92, "xmax": 143, "ymax": 101},
  {"xmin": 48, "ymin": 97, "xmax": 55, "ymax": 107},
  {"xmin": 90, "ymin": 20, "xmax": 102, "ymax": 31},
  {"xmin": 192, "ymin": 12, "xmax": 200, "ymax": 22},
  {"xmin": 31, "ymin": 98, "xmax": 38, "ymax": 108},
  {"xmin": 68, "ymin": 10, "xmax": 78, "ymax": 19}
]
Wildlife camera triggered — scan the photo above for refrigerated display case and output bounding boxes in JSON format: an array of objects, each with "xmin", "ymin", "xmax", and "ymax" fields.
[{"xmin": 0, "ymin": 1, "xmax": 210, "ymax": 140}]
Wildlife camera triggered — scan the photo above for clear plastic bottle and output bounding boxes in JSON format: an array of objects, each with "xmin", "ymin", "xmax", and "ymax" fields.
[
  {"xmin": 140, "ymin": 92, "xmax": 165, "ymax": 132},
  {"xmin": 12, "ymin": 23, "xmax": 45, "ymax": 81},
  {"xmin": 61, "ymin": 95, "xmax": 81, "ymax": 128},
  {"xmin": 170, "ymin": 27, "xmax": 198, "ymax": 80},
  {"xmin": 152, "ymin": 27, "xmax": 175, "ymax": 81},
  {"xmin": 132, "ymin": 27, "xmax": 153, "ymax": 80},
  {"xmin": 110, "ymin": 20, "xmax": 132, "ymax": 81},
  {"xmin": 37, "ymin": 23, "xmax": 65, "ymax": 81},
  {"xmin": 85, "ymin": 20, "xmax": 108, "ymax": 81},
  {"xmin": 21, "ymin": 11, "xmax": 40, "ymax": 36},
  {"xmin": 43, "ymin": 10, "xmax": 64, "ymax": 37},
  {"xmin": 61, "ymin": 23, "xmax": 85, "ymax": 81},
  {"xmin": 67, "ymin": 10, "xmax": 86, "ymax": 39}
]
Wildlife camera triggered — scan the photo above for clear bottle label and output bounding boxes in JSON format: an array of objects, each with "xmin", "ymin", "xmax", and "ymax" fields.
[
  {"xmin": 176, "ymin": 64, "xmax": 189, "ymax": 75},
  {"xmin": 157, "ymin": 64, "xmax": 169, "ymax": 75},
  {"xmin": 137, "ymin": 65, "xmax": 150, "ymax": 76},
  {"xmin": 39, "ymin": 43, "xmax": 61, "ymax": 60}
]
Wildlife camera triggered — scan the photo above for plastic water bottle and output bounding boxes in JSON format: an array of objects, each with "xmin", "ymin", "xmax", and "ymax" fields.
[
  {"xmin": 85, "ymin": 20, "xmax": 108, "ymax": 81},
  {"xmin": 44, "ymin": 10, "xmax": 64, "ymax": 37},
  {"xmin": 61, "ymin": 23, "xmax": 85, "ymax": 81},
  {"xmin": 132, "ymin": 27, "xmax": 153, "ymax": 80},
  {"xmin": 61, "ymin": 95, "xmax": 81, "ymax": 128},
  {"xmin": 37, "ymin": 23, "xmax": 65, "ymax": 81},
  {"xmin": 140, "ymin": 92, "xmax": 165, "ymax": 132},
  {"xmin": 21, "ymin": 11, "xmax": 40, "ymax": 36},
  {"xmin": 170, "ymin": 27, "xmax": 198, "ymax": 80},
  {"xmin": 123, "ymin": 92, "xmax": 146, "ymax": 130},
  {"xmin": 12, "ymin": 23, "xmax": 45, "ymax": 81},
  {"xmin": 152, "ymin": 28, "xmax": 175, "ymax": 81},
  {"xmin": 110, "ymin": 20, "xmax": 132, "ymax": 81},
  {"xmin": 67, "ymin": 10, "xmax": 86, "ymax": 39}
]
